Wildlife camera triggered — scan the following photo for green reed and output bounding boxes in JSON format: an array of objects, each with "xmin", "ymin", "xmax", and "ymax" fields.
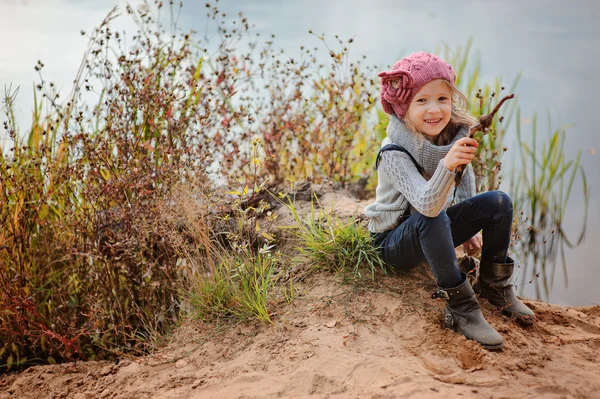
[{"xmin": 509, "ymin": 110, "xmax": 589, "ymax": 298}]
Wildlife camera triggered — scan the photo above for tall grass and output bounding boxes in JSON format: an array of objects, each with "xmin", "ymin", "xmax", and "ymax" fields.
[
  {"xmin": 234, "ymin": 32, "xmax": 380, "ymax": 188},
  {"xmin": 281, "ymin": 196, "xmax": 388, "ymax": 281},
  {"xmin": 1, "ymin": 86, "xmax": 85, "ymax": 369},
  {"xmin": 0, "ymin": 1, "xmax": 269, "ymax": 370},
  {"xmin": 187, "ymin": 249, "xmax": 281, "ymax": 323},
  {"xmin": 509, "ymin": 111, "xmax": 589, "ymax": 298}
]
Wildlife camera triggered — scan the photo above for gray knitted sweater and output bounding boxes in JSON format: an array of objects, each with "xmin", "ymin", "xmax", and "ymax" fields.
[{"xmin": 364, "ymin": 116, "xmax": 477, "ymax": 233}]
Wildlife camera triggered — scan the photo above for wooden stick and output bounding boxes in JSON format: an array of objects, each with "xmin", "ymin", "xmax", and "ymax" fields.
[{"xmin": 455, "ymin": 93, "xmax": 515, "ymax": 182}]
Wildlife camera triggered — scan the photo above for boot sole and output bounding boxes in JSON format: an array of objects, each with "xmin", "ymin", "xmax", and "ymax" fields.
[{"xmin": 481, "ymin": 341, "xmax": 504, "ymax": 350}]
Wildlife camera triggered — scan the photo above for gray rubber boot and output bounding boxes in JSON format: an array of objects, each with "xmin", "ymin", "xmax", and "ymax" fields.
[
  {"xmin": 432, "ymin": 273, "xmax": 504, "ymax": 350},
  {"xmin": 474, "ymin": 257, "xmax": 536, "ymax": 325}
]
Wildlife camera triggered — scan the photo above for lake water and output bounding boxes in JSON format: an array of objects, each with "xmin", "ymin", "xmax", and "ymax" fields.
[{"xmin": 1, "ymin": 0, "xmax": 598, "ymax": 305}]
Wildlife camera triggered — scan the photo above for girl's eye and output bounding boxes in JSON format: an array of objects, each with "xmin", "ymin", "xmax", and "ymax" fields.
[
  {"xmin": 439, "ymin": 96, "xmax": 448, "ymax": 101},
  {"xmin": 416, "ymin": 98, "xmax": 426, "ymax": 103}
]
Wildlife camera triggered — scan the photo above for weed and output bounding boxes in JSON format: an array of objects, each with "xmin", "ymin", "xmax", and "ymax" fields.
[
  {"xmin": 188, "ymin": 248, "xmax": 281, "ymax": 323},
  {"xmin": 509, "ymin": 110, "xmax": 589, "ymax": 298},
  {"xmin": 281, "ymin": 196, "xmax": 388, "ymax": 281}
]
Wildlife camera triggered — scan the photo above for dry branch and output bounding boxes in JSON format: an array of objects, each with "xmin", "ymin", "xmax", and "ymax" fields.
[{"xmin": 455, "ymin": 93, "xmax": 514, "ymax": 184}]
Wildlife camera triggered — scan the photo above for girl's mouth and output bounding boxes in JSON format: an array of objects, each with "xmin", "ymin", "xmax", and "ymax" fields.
[{"xmin": 425, "ymin": 118, "xmax": 442, "ymax": 124}]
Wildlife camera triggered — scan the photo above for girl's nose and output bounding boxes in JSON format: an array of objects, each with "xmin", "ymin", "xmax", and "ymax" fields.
[{"xmin": 427, "ymin": 104, "xmax": 441, "ymax": 113}]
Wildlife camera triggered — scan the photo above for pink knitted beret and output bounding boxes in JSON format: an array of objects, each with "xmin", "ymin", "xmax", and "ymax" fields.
[{"xmin": 378, "ymin": 52, "xmax": 456, "ymax": 118}]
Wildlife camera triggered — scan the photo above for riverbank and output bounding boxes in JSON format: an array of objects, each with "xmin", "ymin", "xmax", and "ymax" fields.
[
  {"xmin": 1, "ymin": 272, "xmax": 599, "ymax": 399},
  {"xmin": 1, "ymin": 189, "xmax": 599, "ymax": 399}
]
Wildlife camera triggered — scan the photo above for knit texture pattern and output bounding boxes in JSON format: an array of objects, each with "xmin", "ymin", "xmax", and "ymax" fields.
[
  {"xmin": 378, "ymin": 52, "xmax": 456, "ymax": 118},
  {"xmin": 364, "ymin": 117, "xmax": 477, "ymax": 233}
]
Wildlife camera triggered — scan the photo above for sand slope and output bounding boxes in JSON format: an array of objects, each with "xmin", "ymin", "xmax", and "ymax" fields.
[
  {"xmin": 2, "ymin": 271, "xmax": 600, "ymax": 399},
  {"xmin": 2, "ymin": 189, "xmax": 599, "ymax": 399}
]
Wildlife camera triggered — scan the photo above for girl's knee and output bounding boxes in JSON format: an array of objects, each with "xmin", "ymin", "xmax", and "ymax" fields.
[
  {"xmin": 493, "ymin": 190, "xmax": 512, "ymax": 212},
  {"xmin": 416, "ymin": 210, "xmax": 450, "ymax": 230},
  {"xmin": 480, "ymin": 190, "xmax": 512, "ymax": 208},
  {"xmin": 484, "ymin": 190, "xmax": 512, "ymax": 221}
]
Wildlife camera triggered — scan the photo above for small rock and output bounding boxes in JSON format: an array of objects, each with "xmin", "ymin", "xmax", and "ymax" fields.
[
  {"xmin": 324, "ymin": 320, "xmax": 338, "ymax": 328},
  {"xmin": 99, "ymin": 388, "xmax": 112, "ymax": 399},
  {"xmin": 566, "ymin": 309, "xmax": 587, "ymax": 319},
  {"xmin": 293, "ymin": 320, "xmax": 308, "ymax": 328},
  {"xmin": 119, "ymin": 362, "xmax": 140, "ymax": 375},
  {"xmin": 191, "ymin": 379, "xmax": 205, "ymax": 389},
  {"xmin": 516, "ymin": 362, "xmax": 528, "ymax": 370},
  {"xmin": 175, "ymin": 359, "xmax": 188, "ymax": 369},
  {"xmin": 146, "ymin": 358, "xmax": 162, "ymax": 366},
  {"xmin": 99, "ymin": 365, "xmax": 114, "ymax": 377}
]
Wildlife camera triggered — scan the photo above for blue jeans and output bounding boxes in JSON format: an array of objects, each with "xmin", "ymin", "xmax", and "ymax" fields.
[{"xmin": 373, "ymin": 191, "xmax": 513, "ymax": 289}]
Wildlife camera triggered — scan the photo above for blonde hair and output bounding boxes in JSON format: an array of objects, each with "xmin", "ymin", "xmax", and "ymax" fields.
[{"xmin": 402, "ymin": 81, "xmax": 476, "ymax": 146}]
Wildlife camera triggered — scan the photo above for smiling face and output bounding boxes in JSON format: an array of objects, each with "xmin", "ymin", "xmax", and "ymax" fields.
[{"xmin": 404, "ymin": 79, "xmax": 453, "ymax": 139}]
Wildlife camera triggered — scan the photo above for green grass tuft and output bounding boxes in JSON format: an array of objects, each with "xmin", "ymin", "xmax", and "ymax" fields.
[{"xmin": 282, "ymin": 196, "xmax": 388, "ymax": 281}]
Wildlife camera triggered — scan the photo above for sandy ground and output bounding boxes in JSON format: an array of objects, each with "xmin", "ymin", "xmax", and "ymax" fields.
[{"xmin": 2, "ymin": 188, "xmax": 599, "ymax": 399}]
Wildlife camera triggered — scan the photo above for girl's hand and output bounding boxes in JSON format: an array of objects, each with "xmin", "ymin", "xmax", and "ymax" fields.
[
  {"xmin": 463, "ymin": 232, "xmax": 482, "ymax": 257},
  {"xmin": 443, "ymin": 137, "xmax": 479, "ymax": 171}
]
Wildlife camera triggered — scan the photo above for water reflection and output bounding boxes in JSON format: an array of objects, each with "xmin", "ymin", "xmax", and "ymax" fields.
[{"xmin": 509, "ymin": 116, "xmax": 589, "ymax": 300}]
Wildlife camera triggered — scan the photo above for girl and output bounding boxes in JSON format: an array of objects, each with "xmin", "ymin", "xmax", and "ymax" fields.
[{"xmin": 364, "ymin": 52, "xmax": 535, "ymax": 350}]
